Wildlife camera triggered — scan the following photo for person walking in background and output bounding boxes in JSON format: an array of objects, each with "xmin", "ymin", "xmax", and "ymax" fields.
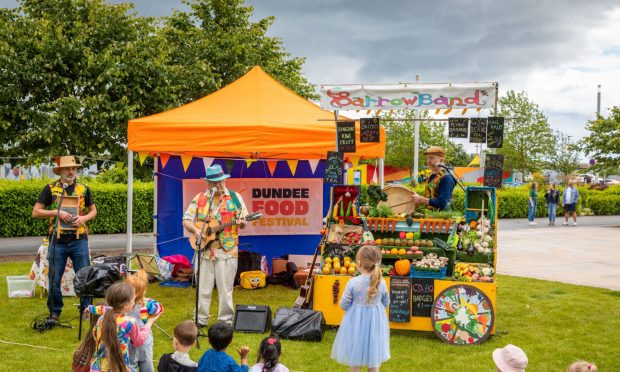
[
  {"xmin": 562, "ymin": 180, "xmax": 579, "ymax": 226},
  {"xmin": 544, "ymin": 183, "xmax": 560, "ymax": 226},
  {"xmin": 528, "ymin": 182, "xmax": 538, "ymax": 226}
]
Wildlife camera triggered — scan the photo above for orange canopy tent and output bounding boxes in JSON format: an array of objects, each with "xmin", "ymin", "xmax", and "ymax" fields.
[{"xmin": 128, "ymin": 66, "xmax": 385, "ymax": 160}]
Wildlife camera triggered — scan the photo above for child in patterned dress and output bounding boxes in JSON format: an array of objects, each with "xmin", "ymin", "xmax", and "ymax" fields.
[{"xmin": 82, "ymin": 282, "xmax": 161, "ymax": 372}]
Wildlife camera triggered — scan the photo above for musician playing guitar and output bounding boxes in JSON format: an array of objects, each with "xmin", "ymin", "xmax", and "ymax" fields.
[{"xmin": 182, "ymin": 164, "xmax": 249, "ymax": 326}]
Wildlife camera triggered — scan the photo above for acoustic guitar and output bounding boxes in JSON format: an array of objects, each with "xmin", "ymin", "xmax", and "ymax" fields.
[
  {"xmin": 188, "ymin": 213, "xmax": 262, "ymax": 251},
  {"xmin": 293, "ymin": 235, "xmax": 325, "ymax": 309}
]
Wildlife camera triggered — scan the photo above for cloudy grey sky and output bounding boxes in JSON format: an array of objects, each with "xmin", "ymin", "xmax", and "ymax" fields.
[{"xmin": 2, "ymin": 0, "xmax": 619, "ymax": 143}]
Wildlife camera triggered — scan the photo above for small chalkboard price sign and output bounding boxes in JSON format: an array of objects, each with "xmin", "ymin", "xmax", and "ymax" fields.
[
  {"xmin": 389, "ymin": 276, "xmax": 411, "ymax": 323},
  {"xmin": 448, "ymin": 118, "xmax": 469, "ymax": 138},
  {"xmin": 484, "ymin": 154, "xmax": 504, "ymax": 188},
  {"xmin": 324, "ymin": 151, "xmax": 344, "ymax": 185},
  {"xmin": 360, "ymin": 118, "xmax": 380, "ymax": 143},
  {"xmin": 469, "ymin": 118, "xmax": 487, "ymax": 143},
  {"xmin": 411, "ymin": 278, "xmax": 434, "ymax": 317},
  {"xmin": 336, "ymin": 121, "xmax": 356, "ymax": 153},
  {"xmin": 486, "ymin": 117, "xmax": 505, "ymax": 148}
]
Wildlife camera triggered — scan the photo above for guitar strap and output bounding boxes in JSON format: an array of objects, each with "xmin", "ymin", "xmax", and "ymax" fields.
[{"xmin": 228, "ymin": 189, "xmax": 242, "ymax": 210}]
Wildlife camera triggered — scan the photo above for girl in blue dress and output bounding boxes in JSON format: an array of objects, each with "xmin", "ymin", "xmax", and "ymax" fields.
[{"xmin": 331, "ymin": 245, "xmax": 390, "ymax": 371}]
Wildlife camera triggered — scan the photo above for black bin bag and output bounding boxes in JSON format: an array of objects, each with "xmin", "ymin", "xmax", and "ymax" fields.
[
  {"xmin": 271, "ymin": 307, "xmax": 325, "ymax": 342},
  {"xmin": 74, "ymin": 264, "xmax": 122, "ymax": 298}
]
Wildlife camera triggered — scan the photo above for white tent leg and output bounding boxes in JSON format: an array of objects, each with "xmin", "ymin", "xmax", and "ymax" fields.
[
  {"xmin": 379, "ymin": 158, "xmax": 385, "ymax": 188},
  {"xmin": 126, "ymin": 150, "xmax": 133, "ymax": 255},
  {"xmin": 153, "ymin": 156, "xmax": 158, "ymax": 255}
]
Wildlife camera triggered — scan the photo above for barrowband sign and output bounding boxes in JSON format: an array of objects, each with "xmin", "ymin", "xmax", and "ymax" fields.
[
  {"xmin": 183, "ymin": 178, "xmax": 323, "ymax": 235},
  {"xmin": 319, "ymin": 82, "xmax": 497, "ymax": 110}
]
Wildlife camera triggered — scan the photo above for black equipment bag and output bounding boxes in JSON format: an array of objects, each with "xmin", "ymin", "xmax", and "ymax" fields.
[
  {"xmin": 74, "ymin": 264, "xmax": 122, "ymax": 298},
  {"xmin": 267, "ymin": 261, "xmax": 298, "ymax": 289},
  {"xmin": 271, "ymin": 307, "xmax": 325, "ymax": 341},
  {"xmin": 235, "ymin": 250, "xmax": 262, "ymax": 285}
]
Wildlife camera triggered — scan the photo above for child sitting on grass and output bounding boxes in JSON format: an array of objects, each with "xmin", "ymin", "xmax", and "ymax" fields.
[
  {"xmin": 249, "ymin": 336, "xmax": 288, "ymax": 372},
  {"xmin": 158, "ymin": 320, "xmax": 199, "ymax": 372},
  {"xmin": 492, "ymin": 344, "xmax": 528, "ymax": 372},
  {"xmin": 197, "ymin": 321, "xmax": 250, "ymax": 372},
  {"xmin": 567, "ymin": 361, "xmax": 598, "ymax": 372},
  {"xmin": 74, "ymin": 282, "xmax": 160, "ymax": 372}
]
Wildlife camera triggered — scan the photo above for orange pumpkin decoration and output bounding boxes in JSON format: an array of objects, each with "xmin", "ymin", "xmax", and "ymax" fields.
[{"xmin": 394, "ymin": 259, "xmax": 411, "ymax": 276}]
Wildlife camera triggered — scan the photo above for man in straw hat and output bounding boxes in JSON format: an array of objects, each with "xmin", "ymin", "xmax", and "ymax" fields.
[
  {"xmin": 411, "ymin": 146, "xmax": 456, "ymax": 211},
  {"xmin": 182, "ymin": 164, "xmax": 249, "ymax": 326},
  {"xmin": 32, "ymin": 155, "xmax": 97, "ymax": 321}
]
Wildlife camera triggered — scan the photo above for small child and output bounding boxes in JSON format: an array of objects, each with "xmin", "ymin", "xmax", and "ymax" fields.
[
  {"xmin": 249, "ymin": 337, "xmax": 289, "ymax": 372},
  {"xmin": 197, "ymin": 321, "xmax": 250, "ymax": 372},
  {"xmin": 79, "ymin": 282, "xmax": 160, "ymax": 372},
  {"xmin": 157, "ymin": 320, "xmax": 199, "ymax": 372},
  {"xmin": 492, "ymin": 344, "xmax": 528, "ymax": 372},
  {"xmin": 331, "ymin": 245, "xmax": 390, "ymax": 372},
  {"xmin": 126, "ymin": 270, "xmax": 164, "ymax": 372},
  {"xmin": 567, "ymin": 361, "xmax": 598, "ymax": 372}
]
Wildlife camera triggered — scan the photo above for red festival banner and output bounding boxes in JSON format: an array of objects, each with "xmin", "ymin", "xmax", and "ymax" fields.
[{"xmin": 183, "ymin": 178, "xmax": 324, "ymax": 236}]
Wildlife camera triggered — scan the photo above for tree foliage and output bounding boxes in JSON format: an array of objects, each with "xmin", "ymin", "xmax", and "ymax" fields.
[
  {"xmin": 381, "ymin": 110, "xmax": 473, "ymax": 173},
  {"xmin": 0, "ymin": 0, "xmax": 314, "ymax": 164},
  {"xmin": 496, "ymin": 90, "xmax": 554, "ymax": 176},
  {"xmin": 546, "ymin": 131, "xmax": 581, "ymax": 184},
  {"xmin": 580, "ymin": 106, "xmax": 620, "ymax": 171}
]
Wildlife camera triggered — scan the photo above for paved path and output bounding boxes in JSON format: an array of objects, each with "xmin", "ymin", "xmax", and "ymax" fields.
[
  {"xmin": 0, "ymin": 233, "xmax": 153, "ymax": 256},
  {"xmin": 498, "ymin": 224, "xmax": 620, "ymax": 290}
]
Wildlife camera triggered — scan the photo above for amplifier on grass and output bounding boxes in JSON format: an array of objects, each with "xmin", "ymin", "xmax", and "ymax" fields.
[{"xmin": 233, "ymin": 304, "xmax": 271, "ymax": 333}]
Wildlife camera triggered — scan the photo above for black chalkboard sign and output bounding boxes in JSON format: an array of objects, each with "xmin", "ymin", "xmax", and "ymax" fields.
[
  {"xmin": 469, "ymin": 118, "xmax": 487, "ymax": 143},
  {"xmin": 360, "ymin": 118, "xmax": 380, "ymax": 143},
  {"xmin": 336, "ymin": 121, "xmax": 356, "ymax": 153},
  {"xmin": 411, "ymin": 278, "xmax": 434, "ymax": 317},
  {"xmin": 324, "ymin": 151, "xmax": 344, "ymax": 184},
  {"xmin": 389, "ymin": 276, "xmax": 411, "ymax": 323},
  {"xmin": 486, "ymin": 117, "xmax": 505, "ymax": 148},
  {"xmin": 448, "ymin": 118, "xmax": 469, "ymax": 138},
  {"xmin": 484, "ymin": 154, "xmax": 504, "ymax": 188}
]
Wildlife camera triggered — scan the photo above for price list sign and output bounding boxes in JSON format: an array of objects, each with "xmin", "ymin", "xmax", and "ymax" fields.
[
  {"xmin": 324, "ymin": 151, "xmax": 344, "ymax": 185},
  {"xmin": 448, "ymin": 118, "xmax": 469, "ymax": 138},
  {"xmin": 389, "ymin": 276, "xmax": 411, "ymax": 323},
  {"xmin": 484, "ymin": 154, "xmax": 504, "ymax": 188},
  {"xmin": 469, "ymin": 118, "xmax": 488, "ymax": 143},
  {"xmin": 411, "ymin": 278, "xmax": 434, "ymax": 317},
  {"xmin": 360, "ymin": 118, "xmax": 380, "ymax": 142},
  {"xmin": 486, "ymin": 117, "xmax": 505, "ymax": 148},
  {"xmin": 336, "ymin": 121, "xmax": 356, "ymax": 153}
]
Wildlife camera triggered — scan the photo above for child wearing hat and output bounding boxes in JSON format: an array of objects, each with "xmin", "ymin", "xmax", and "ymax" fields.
[{"xmin": 493, "ymin": 344, "xmax": 528, "ymax": 372}]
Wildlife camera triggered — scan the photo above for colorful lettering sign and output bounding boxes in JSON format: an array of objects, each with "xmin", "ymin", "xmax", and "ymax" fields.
[
  {"xmin": 183, "ymin": 178, "xmax": 323, "ymax": 235},
  {"xmin": 320, "ymin": 83, "xmax": 497, "ymax": 110}
]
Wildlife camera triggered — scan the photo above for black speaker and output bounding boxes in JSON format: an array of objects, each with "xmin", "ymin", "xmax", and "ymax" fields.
[{"xmin": 233, "ymin": 304, "xmax": 271, "ymax": 333}]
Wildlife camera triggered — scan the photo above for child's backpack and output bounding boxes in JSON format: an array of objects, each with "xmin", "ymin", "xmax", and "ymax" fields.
[{"xmin": 239, "ymin": 270, "xmax": 266, "ymax": 289}]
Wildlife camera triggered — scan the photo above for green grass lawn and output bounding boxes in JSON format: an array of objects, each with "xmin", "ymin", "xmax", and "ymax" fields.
[{"xmin": 0, "ymin": 261, "xmax": 618, "ymax": 371}]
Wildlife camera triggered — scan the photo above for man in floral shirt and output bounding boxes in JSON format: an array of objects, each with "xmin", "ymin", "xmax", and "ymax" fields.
[{"xmin": 182, "ymin": 164, "xmax": 248, "ymax": 326}]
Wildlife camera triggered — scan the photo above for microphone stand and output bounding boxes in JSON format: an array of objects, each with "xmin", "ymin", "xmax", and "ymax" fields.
[
  {"xmin": 438, "ymin": 164, "xmax": 466, "ymax": 193},
  {"xmin": 43, "ymin": 183, "xmax": 72, "ymax": 332},
  {"xmin": 193, "ymin": 187, "xmax": 217, "ymax": 348}
]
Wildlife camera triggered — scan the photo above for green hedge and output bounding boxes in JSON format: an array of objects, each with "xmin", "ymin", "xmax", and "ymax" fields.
[{"xmin": 0, "ymin": 180, "xmax": 153, "ymax": 238}]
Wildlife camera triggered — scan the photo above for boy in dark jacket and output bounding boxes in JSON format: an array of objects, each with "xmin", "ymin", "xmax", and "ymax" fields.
[{"xmin": 158, "ymin": 321, "xmax": 198, "ymax": 372}]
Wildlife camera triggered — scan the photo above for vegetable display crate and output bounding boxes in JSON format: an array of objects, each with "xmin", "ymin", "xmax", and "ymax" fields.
[{"xmin": 410, "ymin": 266, "xmax": 447, "ymax": 279}]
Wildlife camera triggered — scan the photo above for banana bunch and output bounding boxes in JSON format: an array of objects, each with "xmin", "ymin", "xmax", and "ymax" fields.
[{"xmin": 454, "ymin": 263, "xmax": 480, "ymax": 282}]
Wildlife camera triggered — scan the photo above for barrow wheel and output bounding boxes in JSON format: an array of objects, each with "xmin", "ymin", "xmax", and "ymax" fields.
[{"xmin": 431, "ymin": 284, "xmax": 494, "ymax": 345}]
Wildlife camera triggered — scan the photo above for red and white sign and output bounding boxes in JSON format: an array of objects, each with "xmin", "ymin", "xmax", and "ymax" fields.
[{"xmin": 183, "ymin": 178, "xmax": 323, "ymax": 235}]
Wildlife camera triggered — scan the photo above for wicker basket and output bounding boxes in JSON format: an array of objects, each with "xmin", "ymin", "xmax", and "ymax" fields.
[{"xmin": 410, "ymin": 265, "xmax": 447, "ymax": 279}]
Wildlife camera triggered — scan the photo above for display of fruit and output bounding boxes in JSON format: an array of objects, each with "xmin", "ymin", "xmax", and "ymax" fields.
[
  {"xmin": 333, "ymin": 263, "xmax": 341, "ymax": 272},
  {"xmin": 324, "ymin": 257, "xmax": 332, "ymax": 265},
  {"xmin": 426, "ymin": 240, "xmax": 434, "ymax": 247},
  {"xmin": 454, "ymin": 263, "xmax": 494, "ymax": 282},
  {"xmin": 342, "ymin": 231, "xmax": 363, "ymax": 245},
  {"xmin": 398, "ymin": 248, "xmax": 407, "ymax": 255},
  {"xmin": 344, "ymin": 261, "xmax": 351, "ymax": 269},
  {"xmin": 414, "ymin": 239, "xmax": 421, "ymax": 246},
  {"xmin": 348, "ymin": 266, "xmax": 356, "ymax": 275},
  {"xmin": 405, "ymin": 232, "xmax": 414, "ymax": 239},
  {"xmin": 394, "ymin": 238, "xmax": 401, "ymax": 246},
  {"xmin": 375, "ymin": 238, "xmax": 382, "ymax": 245},
  {"xmin": 399, "ymin": 231, "xmax": 407, "ymax": 239},
  {"xmin": 390, "ymin": 248, "xmax": 399, "ymax": 254},
  {"xmin": 407, "ymin": 239, "xmax": 414, "ymax": 246},
  {"xmin": 339, "ymin": 267, "xmax": 347, "ymax": 274}
]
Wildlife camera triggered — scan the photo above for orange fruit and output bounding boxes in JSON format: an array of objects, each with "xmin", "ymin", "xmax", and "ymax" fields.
[
  {"xmin": 390, "ymin": 248, "xmax": 398, "ymax": 255},
  {"xmin": 339, "ymin": 267, "xmax": 347, "ymax": 275},
  {"xmin": 324, "ymin": 257, "xmax": 332, "ymax": 265},
  {"xmin": 322, "ymin": 266, "xmax": 331, "ymax": 275},
  {"xmin": 348, "ymin": 266, "xmax": 356, "ymax": 275},
  {"xmin": 344, "ymin": 261, "xmax": 351, "ymax": 268},
  {"xmin": 398, "ymin": 248, "xmax": 407, "ymax": 255},
  {"xmin": 333, "ymin": 263, "xmax": 341, "ymax": 272},
  {"xmin": 333, "ymin": 257, "xmax": 340, "ymax": 263},
  {"xmin": 375, "ymin": 239, "xmax": 382, "ymax": 245}
]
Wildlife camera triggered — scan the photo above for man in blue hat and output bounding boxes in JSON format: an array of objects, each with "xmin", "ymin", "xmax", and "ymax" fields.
[{"xmin": 182, "ymin": 164, "xmax": 249, "ymax": 325}]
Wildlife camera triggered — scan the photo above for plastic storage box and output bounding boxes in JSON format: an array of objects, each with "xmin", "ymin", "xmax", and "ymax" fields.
[{"xmin": 7, "ymin": 275, "xmax": 36, "ymax": 298}]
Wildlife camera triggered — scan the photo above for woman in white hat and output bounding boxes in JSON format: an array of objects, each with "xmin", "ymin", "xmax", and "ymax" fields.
[{"xmin": 32, "ymin": 155, "xmax": 97, "ymax": 321}]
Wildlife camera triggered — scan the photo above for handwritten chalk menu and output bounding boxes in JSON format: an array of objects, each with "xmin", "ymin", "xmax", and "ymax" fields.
[
  {"xmin": 360, "ymin": 118, "xmax": 380, "ymax": 143},
  {"xmin": 324, "ymin": 151, "xmax": 344, "ymax": 185},
  {"xmin": 448, "ymin": 118, "xmax": 469, "ymax": 138},
  {"xmin": 469, "ymin": 118, "xmax": 487, "ymax": 143},
  {"xmin": 484, "ymin": 154, "xmax": 504, "ymax": 188},
  {"xmin": 336, "ymin": 121, "xmax": 356, "ymax": 153},
  {"xmin": 411, "ymin": 278, "xmax": 434, "ymax": 317},
  {"xmin": 486, "ymin": 117, "xmax": 505, "ymax": 148},
  {"xmin": 389, "ymin": 276, "xmax": 411, "ymax": 322}
]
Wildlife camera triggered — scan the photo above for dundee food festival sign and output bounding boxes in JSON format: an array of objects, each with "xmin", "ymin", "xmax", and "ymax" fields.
[{"xmin": 319, "ymin": 82, "xmax": 497, "ymax": 110}]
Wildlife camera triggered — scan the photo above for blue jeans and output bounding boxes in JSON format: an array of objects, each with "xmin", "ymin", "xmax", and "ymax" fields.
[
  {"xmin": 528, "ymin": 200, "xmax": 537, "ymax": 222},
  {"xmin": 548, "ymin": 202, "xmax": 557, "ymax": 223},
  {"xmin": 47, "ymin": 238, "xmax": 91, "ymax": 317}
]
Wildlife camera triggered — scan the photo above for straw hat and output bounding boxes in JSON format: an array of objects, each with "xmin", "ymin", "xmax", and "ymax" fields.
[
  {"xmin": 53, "ymin": 156, "xmax": 82, "ymax": 175},
  {"xmin": 493, "ymin": 344, "xmax": 528, "ymax": 372},
  {"xmin": 423, "ymin": 146, "xmax": 446, "ymax": 158}
]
